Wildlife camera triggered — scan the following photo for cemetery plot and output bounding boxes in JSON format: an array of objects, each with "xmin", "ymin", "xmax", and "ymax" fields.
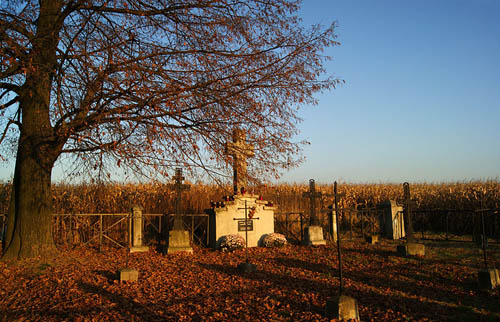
[{"xmin": 1, "ymin": 239, "xmax": 499, "ymax": 321}]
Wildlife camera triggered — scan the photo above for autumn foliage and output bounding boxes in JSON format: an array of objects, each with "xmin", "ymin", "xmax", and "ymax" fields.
[{"xmin": 0, "ymin": 239, "xmax": 499, "ymax": 321}]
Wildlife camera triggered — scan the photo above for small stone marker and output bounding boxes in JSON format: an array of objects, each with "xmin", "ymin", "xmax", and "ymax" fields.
[
  {"xmin": 119, "ymin": 267, "xmax": 138, "ymax": 282},
  {"xmin": 303, "ymin": 179, "xmax": 326, "ymax": 246},
  {"xmin": 118, "ymin": 245, "xmax": 138, "ymax": 282},
  {"xmin": 130, "ymin": 205, "xmax": 149, "ymax": 253},
  {"xmin": 166, "ymin": 168, "xmax": 193, "ymax": 254},
  {"xmin": 326, "ymin": 295, "xmax": 360, "ymax": 321},
  {"xmin": 325, "ymin": 182, "xmax": 359, "ymax": 320}
]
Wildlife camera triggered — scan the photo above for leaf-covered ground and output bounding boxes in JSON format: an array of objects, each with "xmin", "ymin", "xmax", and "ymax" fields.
[{"xmin": 1, "ymin": 238, "xmax": 499, "ymax": 321}]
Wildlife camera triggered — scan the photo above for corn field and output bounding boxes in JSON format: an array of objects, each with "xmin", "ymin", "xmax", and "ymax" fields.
[{"xmin": 0, "ymin": 180, "xmax": 499, "ymax": 247}]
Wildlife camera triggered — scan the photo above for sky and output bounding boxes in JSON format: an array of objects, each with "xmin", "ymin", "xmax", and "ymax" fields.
[
  {"xmin": 279, "ymin": 0, "xmax": 500, "ymax": 184},
  {"xmin": 0, "ymin": 0, "xmax": 499, "ymax": 184}
]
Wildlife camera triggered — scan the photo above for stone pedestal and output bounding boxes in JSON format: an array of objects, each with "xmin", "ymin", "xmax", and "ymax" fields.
[
  {"xmin": 167, "ymin": 229, "xmax": 193, "ymax": 254},
  {"xmin": 304, "ymin": 225, "xmax": 326, "ymax": 246},
  {"xmin": 378, "ymin": 200, "xmax": 405, "ymax": 240},
  {"xmin": 478, "ymin": 268, "xmax": 499, "ymax": 290},
  {"xmin": 118, "ymin": 267, "xmax": 138, "ymax": 282},
  {"xmin": 325, "ymin": 295, "xmax": 360, "ymax": 320},
  {"xmin": 365, "ymin": 234, "xmax": 379, "ymax": 244},
  {"xmin": 207, "ymin": 194, "xmax": 275, "ymax": 248},
  {"xmin": 130, "ymin": 205, "xmax": 149, "ymax": 253},
  {"xmin": 397, "ymin": 242, "xmax": 425, "ymax": 257}
]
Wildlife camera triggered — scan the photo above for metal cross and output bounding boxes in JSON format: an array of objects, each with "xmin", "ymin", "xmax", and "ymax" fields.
[
  {"xmin": 234, "ymin": 200, "xmax": 260, "ymax": 263},
  {"xmin": 168, "ymin": 168, "xmax": 190, "ymax": 230},
  {"xmin": 302, "ymin": 179, "xmax": 323, "ymax": 226},
  {"xmin": 225, "ymin": 128, "xmax": 255, "ymax": 195},
  {"xmin": 333, "ymin": 181, "xmax": 346, "ymax": 296}
]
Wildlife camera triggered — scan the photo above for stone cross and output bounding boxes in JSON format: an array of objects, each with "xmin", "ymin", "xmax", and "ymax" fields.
[
  {"xmin": 225, "ymin": 128, "xmax": 254, "ymax": 195},
  {"xmin": 168, "ymin": 168, "xmax": 190, "ymax": 230},
  {"xmin": 302, "ymin": 179, "xmax": 323, "ymax": 226}
]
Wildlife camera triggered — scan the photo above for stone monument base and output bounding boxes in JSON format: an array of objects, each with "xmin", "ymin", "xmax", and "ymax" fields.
[
  {"xmin": 167, "ymin": 229, "xmax": 193, "ymax": 254},
  {"xmin": 325, "ymin": 295, "xmax": 360, "ymax": 320},
  {"xmin": 130, "ymin": 245, "xmax": 149, "ymax": 253},
  {"xmin": 478, "ymin": 268, "xmax": 499, "ymax": 290},
  {"xmin": 397, "ymin": 242, "xmax": 425, "ymax": 257},
  {"xmin": 365, "ymin": 234, "xmax": 379, "ymax": 244},
  {"xmin": 118, "ymin": 267, "xmax": 138, "ymax": 282},
  {"xmin": 304, "ymin": 226, "xmax": 326, "ymax": 246}
]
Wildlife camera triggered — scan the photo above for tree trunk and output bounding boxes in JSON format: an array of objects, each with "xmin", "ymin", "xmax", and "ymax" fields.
[
  {"xmin": 1, "ymin": 0, "xmax": 64, "ymax": 260},
  {"xmin": 2, "ymin": 137, "xmax": 58, "ymax": 260}
]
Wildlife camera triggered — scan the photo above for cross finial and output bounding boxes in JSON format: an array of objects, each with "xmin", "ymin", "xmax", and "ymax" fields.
[{"xmin": 225, "ymin": 128, "xmax": 254, "ymax": 195}]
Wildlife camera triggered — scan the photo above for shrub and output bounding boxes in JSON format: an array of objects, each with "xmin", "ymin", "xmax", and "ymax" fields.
[
  {"xmin": 218, "ymin": 234, "xmax": 245, "ymax": 252},
  {"xmin": 261, "ymin": 233, "xmax": 287, "ymax": 247}
]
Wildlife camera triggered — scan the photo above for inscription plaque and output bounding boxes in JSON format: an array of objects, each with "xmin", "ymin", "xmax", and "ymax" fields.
[{"xmin": 238, "ymin": 219, "xmax": 254, "ymax": 232}]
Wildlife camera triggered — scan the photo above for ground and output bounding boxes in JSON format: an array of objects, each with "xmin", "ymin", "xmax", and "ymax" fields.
[{"xmin": 0, "ymin": 237, "xmax": 499, "ymax": 321}]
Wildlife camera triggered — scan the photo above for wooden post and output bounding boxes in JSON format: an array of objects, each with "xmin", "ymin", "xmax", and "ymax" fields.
[{"xmin": 99, "ymin": 214, "xmax": 103, "ymax": 252}]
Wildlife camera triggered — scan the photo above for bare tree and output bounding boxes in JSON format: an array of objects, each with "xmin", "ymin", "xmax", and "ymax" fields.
[{"xmin": 0, "ymin": 0, "xmax": 341, "ymax": 259}]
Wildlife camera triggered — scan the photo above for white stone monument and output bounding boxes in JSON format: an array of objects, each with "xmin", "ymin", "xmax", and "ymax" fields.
[
  {"xmin": 207, "ymin": 128, "xmax": 276, "ymax": 248},
  {"xmin": 130, "ymin": 205, "xmax": 149, "ymax": 253},
  {"xmin": 208, "ymin": 194, "xmax": 276, "ymax": 248},
  {"xmin": 378, "ymin": 200, "xmax": 405, "ymax": 240}
]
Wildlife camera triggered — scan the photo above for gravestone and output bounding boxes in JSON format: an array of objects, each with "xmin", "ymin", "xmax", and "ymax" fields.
[
  {"xmin": 208, "ymin": 128, "xmax": 275, "ymax": 248},
  {"xmin": 377, "ymin": 200, "xmax": 405, "ymax": 240},
  {"xmin": 166, "ymin": 168, "xmax": 193, "ymax": 254},
  {"xmin": 118, "ymin": 267, "xmax": 138, "ymax": 282},
  {"xmin": 207, "ymin": 194, "xmax": 275, "ymax": 248},
  {"xmin": 130, "ymin": 205, "xmax": 149, "ymax": 253},
  {"xmin": 303, "ymin": 179, "xmax": 327, "ymax": 246},
  {"xmin": 398, "ymin": 183, "xmax": 425, "ymax": 256}
]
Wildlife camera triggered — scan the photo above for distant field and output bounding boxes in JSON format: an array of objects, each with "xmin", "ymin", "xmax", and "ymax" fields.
[{"xmin": 0, "ymin": 180, "xmax": 499, "ymax": 214}]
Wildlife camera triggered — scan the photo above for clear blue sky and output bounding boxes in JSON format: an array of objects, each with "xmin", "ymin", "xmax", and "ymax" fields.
[
  {"xmin": 0, "ymin": 0, "xmax": 499, "ymax": 184},
  {"xmin": 279, "ymin": 0, "xmax": 500, "ymax": 183}
]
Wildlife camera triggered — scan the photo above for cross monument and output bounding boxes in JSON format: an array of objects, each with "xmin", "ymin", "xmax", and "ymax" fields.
[
  {"xmin": 302, "ymin": 179, "xmax": 322, "ymax": 226},
  {"xmin": 225, "ymin": 128, "xmax": 254, "ymax": 195},
  {"xmin": 168, "ymin": 168, "xmax": 190, "ymax": 230}
]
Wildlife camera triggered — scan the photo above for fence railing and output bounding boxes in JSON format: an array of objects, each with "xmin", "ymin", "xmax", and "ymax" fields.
[{"xmin": 1, "ymin": 206, "xmax": 499, "ymax": 249}]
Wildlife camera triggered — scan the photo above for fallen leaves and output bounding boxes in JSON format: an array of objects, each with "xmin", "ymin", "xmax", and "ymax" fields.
[{"xmin": 0, "ymin": 240, "xmax": 499, "ymax": 321}]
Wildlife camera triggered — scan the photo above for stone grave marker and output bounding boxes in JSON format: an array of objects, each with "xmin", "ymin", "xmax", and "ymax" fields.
[
  {"xmin": 397, "ymin": 182, "xmax": 425, "ymax": 257},
  {"xmin": 166, "ymin": 168, "xmax": 193, "ymax": 254},
  {"xmin": 130, "ymin": 205, "xmax": 149, "ymax": 253},
  {"xmin": 302, "ymin": 179, "xmax": 327, "ymax": 246},
  {"xmin": 377, "ymin": 200, "xmax": 405, "ymax": 240}
]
